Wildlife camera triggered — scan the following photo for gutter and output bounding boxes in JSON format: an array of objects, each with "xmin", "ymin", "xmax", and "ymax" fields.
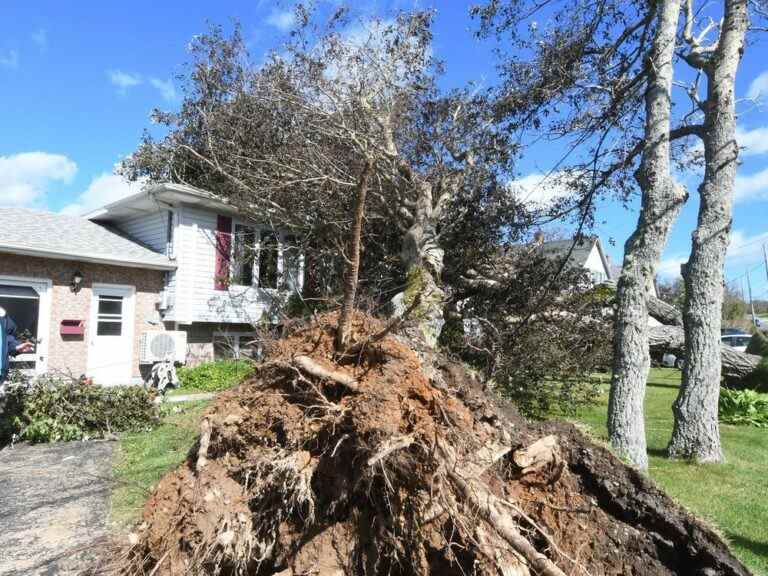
[{"xmin": 0, "ymin": 245, "xmax": 177, "ymax": 271}]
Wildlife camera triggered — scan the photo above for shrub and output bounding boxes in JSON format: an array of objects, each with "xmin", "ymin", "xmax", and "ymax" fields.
[
  {"xmin": 1, "ymin": 375, "xmax": 159, "ymax": 444},
  {"xmin": 735, "ymin": 356, "xmax": 768, "ymax": 393},
  {"xmin": 719, "ymin": 387, "xmax": 768, "ymax": 428},
  {"xmin": 746, "ymin": 331, "xmax": 768, "ymax": 357},
  {"xmin": 177, "ymin": 360, "xmax": 255, "ymax": 392}
]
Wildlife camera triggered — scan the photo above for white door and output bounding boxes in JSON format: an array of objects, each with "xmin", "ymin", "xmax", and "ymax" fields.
[
  {"xmin": 0, "ymin": 276, "xmax": 51, "ymax": 376},
  {"xmin": 88, "ymin": 284, "xmax": 135, "ymax": 385}
]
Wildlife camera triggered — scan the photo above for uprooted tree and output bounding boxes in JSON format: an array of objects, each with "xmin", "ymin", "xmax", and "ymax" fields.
[
  {"xmin": 123, "ymin": 9, "xmax": 518, "ymax": 348},
  {"xmin": 122, "ymin": 6, "xmax": 605, "ymax": 411},
  {"xmin": 99, "ymin": 312, "xmax": 750, "ymax": 576}
]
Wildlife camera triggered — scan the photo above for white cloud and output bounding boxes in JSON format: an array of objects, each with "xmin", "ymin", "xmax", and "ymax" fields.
[
  {"xmin": 0, "ymin": 152, "xmax": 77, "ymax": 207},
  {"xmin": 60, "ymin": 172, "xmax": 146, "ymax": 216},
  {"xmin": 657, "ymin": 230, "xmax": 768, "ymax": 281},
  {"xmin": 108, "ymin": 70, "xmax": 142, "ymax": 94},
  {"xmin": 266, "ymin": 9, "xmax": 296, "ymax": 31},
  {"xmin": 149, "ymin": 77, "xmax": 178, "ymax": 102},
  {"xmin": 31, "ymin": 29, "xmax": 47, "ymax": 52},
  {"xmin": 657, "ymin": 255, "xmax": 687, "ymax": 279},
  {"xmin": 734, "ymin": 166, "xmax": 768, "ymax": 204},
  {"xmin": 0, "ymin": 49, "xmax": 19, "ymax": 69},
  {"xmin": 728, "ymin": 229, "xmax": 768, "ymax": 263},
  {"xmin": 508, "ymin": 172, "xmax": 572, "ymax": 206},
  {"xmin": 656, "ymin": 234, "xmax": 763, "ymax": 280},
  {"xmin": 747, "ymin": 70, "xmax": 768, "ymax": 102},
  {"xmin": 736, "ymin": 125, "xmax": 768, "ymax": 156}
]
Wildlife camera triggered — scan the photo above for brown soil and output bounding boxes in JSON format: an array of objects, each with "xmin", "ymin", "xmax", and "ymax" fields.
[{"xmin": 109, "ymin": 312, "xmax": 750, "ymax": 576}]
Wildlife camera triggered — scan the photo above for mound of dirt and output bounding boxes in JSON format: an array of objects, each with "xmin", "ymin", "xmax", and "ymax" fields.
[{"xmin": 114, "ymin": 313, "xmax": 750, "ymax": 576}]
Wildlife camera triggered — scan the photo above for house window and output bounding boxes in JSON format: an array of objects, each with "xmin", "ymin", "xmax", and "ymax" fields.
[
  {"xmin": 282, "ymin": 235, "xmax": 301, "ymax": 291},
  {"xmin": 228, "ymin": 222, "xmax": 302, "ymax": 291},
  {"xmin": 259, "ymin": 231, "xmax": 279, "ymax": 289},
  {"xmin": 213, "ymin": 332, "xmax": 262, "ymax": 360},
  {"xmin": 166, "ymin": 210, "xmax": 175, "ymax": 257},
  {"xmin": 0, "ymin": 284, "xmax": 39, "ymax": 342},
  {"xmin": 591, "ymin": 270, "xmax": 606, "ymax": 284},
  {"xmin": 96, "ymin": 295, "xmax": 124, "ymax": 336},
  {"xmin": 231, "ymin": 224, "xmax": 256, "ymax": 286}
]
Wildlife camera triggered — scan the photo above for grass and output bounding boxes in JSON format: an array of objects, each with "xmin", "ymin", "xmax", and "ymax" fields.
[
  {"xmin": 574, "ymin": 368, "xmax": 768, "ymax": 575},
  {"xmin": 165, "ymin": 386, "xmax": 214, "ymax": 397},
  {"xmin": 111, "ymin": 401, "xmax": 209, "ymax": 527},
  {"xmin": 110, "ymin": 361, "xmax": 255, "ymax": 525}
]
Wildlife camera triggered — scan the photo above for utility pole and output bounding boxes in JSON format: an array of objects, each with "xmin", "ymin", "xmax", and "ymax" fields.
[
  {"xmin": 763, "ymin": 243, "xmax": 768, "ymax": 283},
  {"xmin": 746, "ymin": 268, "xmax": 757, "ymax": 327}
]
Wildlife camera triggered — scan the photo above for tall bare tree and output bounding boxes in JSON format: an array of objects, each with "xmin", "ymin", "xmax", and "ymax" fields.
[
  {"xmin": 668, "ymin": 0, "xmax": 750, "ymax": 462},
  {"xmin": 608, "ymin": 0, "xmax": 687, "ymax": 470}
]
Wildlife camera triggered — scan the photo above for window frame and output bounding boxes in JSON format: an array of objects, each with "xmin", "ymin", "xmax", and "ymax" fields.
[
  {"xmin": 230, "ymin": 222, "xmax": 257, "ymax": 288},
  {"xmin": 95, "ymin": 294, "xmax": 125, "ymax": 337},
  {"xmin": 0, "ymin": 275, "xmax": 52, "ymax": 376},
  {"xmin": 227, "ymin": 220, "xmax": 303, "ymax": 292}
]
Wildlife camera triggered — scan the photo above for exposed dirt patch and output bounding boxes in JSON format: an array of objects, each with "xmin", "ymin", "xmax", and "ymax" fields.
[{"xmin": 104, "ymin": 312, "xmax": 750, "ymax": 576}]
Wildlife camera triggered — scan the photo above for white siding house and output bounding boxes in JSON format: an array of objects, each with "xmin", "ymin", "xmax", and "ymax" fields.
[
  {"xmin": 87, "ymin": 183, "xmax": 303, "ymax": 363},
  {"xmin": 538, "ymin": 236, "xmax": 613, "ymax": 284}
]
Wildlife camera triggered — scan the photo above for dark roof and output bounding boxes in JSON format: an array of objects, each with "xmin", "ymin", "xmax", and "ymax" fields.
[{"xmin": 538, "ymin": 237, "xmax": 599, "ymax": 269}]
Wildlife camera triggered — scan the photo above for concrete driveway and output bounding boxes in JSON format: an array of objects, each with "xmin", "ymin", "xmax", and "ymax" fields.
[{"xmin": 0, "ymin": 441, "xmax": 114, "ymax": 575}]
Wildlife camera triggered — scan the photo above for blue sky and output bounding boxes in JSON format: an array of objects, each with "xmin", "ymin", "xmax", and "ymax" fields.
[{"xmin": 1, "ymin": 1, "xmax": 767, "ymax": 298}]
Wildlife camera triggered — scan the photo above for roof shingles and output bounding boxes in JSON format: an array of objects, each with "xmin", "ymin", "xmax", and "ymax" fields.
[{"xmin": 0, "ymin": 208, "xmax": 174, "ymax": 270}]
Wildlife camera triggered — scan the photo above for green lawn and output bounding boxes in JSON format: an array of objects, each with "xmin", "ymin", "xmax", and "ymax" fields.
[
  {"xmin": 574, "ymin": 368, "xmax": 768, "ymax": 575},
  {"xmin": 111, "ymin": 401, "xmax": 209, "ymax": 527}
]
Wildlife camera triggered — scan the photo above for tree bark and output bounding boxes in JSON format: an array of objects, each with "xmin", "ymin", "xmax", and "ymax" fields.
[
  {"xmin": 608, "ymin": 0, "xmax": 686, "ymax": 470},
  {"xmin": 393, "ymin": 180, "xmax": 446, "ymax": 348},
  {"xmin": 336, "ymin": 159, "xmax": 374, "ymax": 351},
  {"xmin": 669, "ymin": 0, "xmax": 748, "ymax": 463},
  {"xmin": 647, "ymin": 294, "xmax": 683, "ymax": 326}
]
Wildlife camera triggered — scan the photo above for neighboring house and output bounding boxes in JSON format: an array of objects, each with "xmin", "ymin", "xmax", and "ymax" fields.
[
  {"xmin": 86, "ymin": 182, "xmax": 303, "ymax": 365},
  {"xmin": 535, "ymin": 235, "xmax": 613, "ymax": 284},
  {"xmin": 538, "ymin": 235, "xmax": 664, "ymax": 326},
  {"xmin": 0, "ymin": 207, "xmax": 174, "ymax": 385}
]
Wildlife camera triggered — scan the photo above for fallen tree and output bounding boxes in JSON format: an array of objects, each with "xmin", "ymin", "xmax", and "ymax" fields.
[
  {"xmin": 648, "ymin": 323, "xmax": 763, "ymax": 383},
  {"xmin": 97, "ymin": 312, "xmax": 750, "ymax": 576},
  {"xmin": 604, "ymin": 284, "xmax": 765, "ymax": 386}
]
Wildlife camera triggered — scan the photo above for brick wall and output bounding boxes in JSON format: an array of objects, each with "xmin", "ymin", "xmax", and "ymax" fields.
[{"xmin": 0, "ymin": 253, "xmax": 166, "ymax": 380}]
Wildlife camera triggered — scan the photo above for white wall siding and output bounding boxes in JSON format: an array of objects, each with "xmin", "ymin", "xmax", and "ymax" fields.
[
  {"xmin": 116, "ymin": 211, "xmax": 169, "ymax": 254},
  {"xmin": 177, "ymin": 206, "xmax": 268, "ymax": 325},
  {"xmin": 584, "ymin": 244, "xmax": 609, "ymax": 283}
]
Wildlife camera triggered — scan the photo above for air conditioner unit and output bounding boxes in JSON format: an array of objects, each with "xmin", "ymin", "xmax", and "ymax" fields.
[{"xmin": 139, "ymin": 331, "xmax": 188, "ymax": 365}]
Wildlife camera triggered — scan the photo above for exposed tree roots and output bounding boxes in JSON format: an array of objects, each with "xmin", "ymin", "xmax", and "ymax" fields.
[{"xmin": 96, "ymin": 312, "xmax": 750, "ymax": 576}]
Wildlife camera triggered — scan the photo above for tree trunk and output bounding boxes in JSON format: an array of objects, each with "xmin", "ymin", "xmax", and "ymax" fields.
[
  {"xmin": 608, "ymin": 0, "xmax": 686, "ymax": 470},
  {"xmin": 647, "ymin": 294, "xmax": 683, "ymax": 326},
  {"xmin": 668, "ymin": 0, "xmax": 748, "ymax": 462},
  {"xmin": 336, "ymin": 159, "xmax": 374, "ymax": 351},
  {"xmin": 392, "ymin": 181, "xmax": 445, "ymax": 348},
  {"xmin": 648, "ymin": 324, "xmax": 762, "ymax": 381}
]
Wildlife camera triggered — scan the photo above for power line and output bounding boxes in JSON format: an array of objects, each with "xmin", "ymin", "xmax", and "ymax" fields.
[
  {"xmin": 729, "ymin": 235, "xmax": 768, "ymax": 254},
  {"xmin": 725, "ymin": 261, "xmax": 764, "ymax": 286}
]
